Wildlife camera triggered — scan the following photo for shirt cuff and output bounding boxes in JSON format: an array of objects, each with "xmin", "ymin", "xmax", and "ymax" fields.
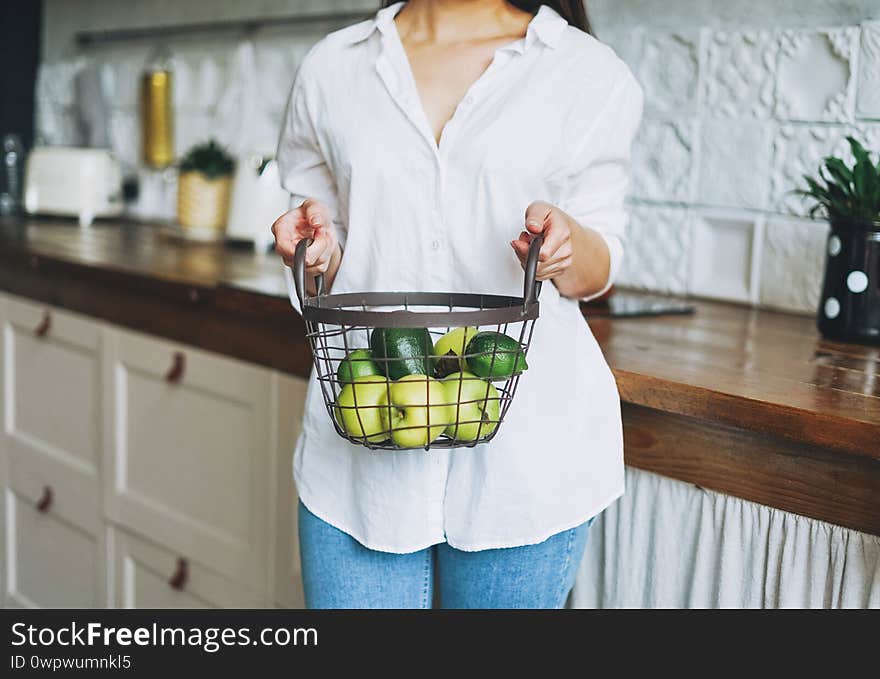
[{"xmin": 581, "ymin": 232, "xmax": 623, "ymax": 302}]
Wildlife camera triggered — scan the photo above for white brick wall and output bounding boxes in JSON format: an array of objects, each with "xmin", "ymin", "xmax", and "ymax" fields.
[{"xmin": 33, "ymin": 1, "xmax": 880, "ymax": 313}]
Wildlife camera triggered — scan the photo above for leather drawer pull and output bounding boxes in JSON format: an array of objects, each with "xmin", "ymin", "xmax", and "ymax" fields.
[
  {"xmin": 35, "ymin": 311, "xmax": 51, "ymax": 338},
  {"xmin": 169, "ymin": 558, "xmax": 188, "ymax": 591},
  {"xmin": 35, "ymin": 486, "xmax": 53, "ymax": 513},
  {"xmin": 165, "ymin": 352, "xmax": 186, "ymax": 384}
]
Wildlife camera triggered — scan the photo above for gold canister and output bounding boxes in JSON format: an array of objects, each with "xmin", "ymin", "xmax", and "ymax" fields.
[
  {"xmin": 141, "ymin": 68, "xmax": 174, "ymax": 168},
  {"xmin": 177, "ymin": 170, "xmax": 232, "ymax": 240}
]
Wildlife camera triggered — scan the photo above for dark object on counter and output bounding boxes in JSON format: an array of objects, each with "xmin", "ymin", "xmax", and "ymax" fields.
[
  {"xmin": 582, "ymin": 293, "xmax": 695, "ymax": 319},
  {"xmin": 0, "ymin": 134, "xmax": 24, "ymax": 216},
  {"xmin": 797, "ymin": 135, "xmax": 880, "ymax": 345},
  {"xmin": 817, "ymin": 219, "xmax": 880, "ymax": 345},
  {"xmin": 122, "ymin": 175, "xmax": 140, "ymax": 203}
]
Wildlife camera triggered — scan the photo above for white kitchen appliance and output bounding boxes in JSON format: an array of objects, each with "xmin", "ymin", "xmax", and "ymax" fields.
[
  {"xmin": 24, "ymin": 147, "xmax": 124, "ymax": 226},
  {"xmin": 226, "ymin": 154, "xmax": 290, "ymax": 252}
]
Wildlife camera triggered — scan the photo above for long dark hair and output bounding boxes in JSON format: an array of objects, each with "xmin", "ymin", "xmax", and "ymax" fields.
[{"xmin": 381, "ymin": 1, "xmax": 592, "ymax": 35}]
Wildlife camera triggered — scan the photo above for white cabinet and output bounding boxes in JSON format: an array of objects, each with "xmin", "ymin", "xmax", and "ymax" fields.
[
  {"xmin": 0, "ymin": 293, "xmax": 306, "ymax": 609},
  {"xmin": 3, "ymin": 488, "xmax": 105, "ymax": 608},
  {"xmin": 0, "ymin": 296, "xmax": 107, "ymax": 608},
  {"xmin": 1, "ymin": 297, "xmax": 102, "ymax": 508},
  {"xmin": 113, "ymin": 529, "xmax": 261, "ymax": 609},
  {"xmin": 271, "ymin": 374, "xmax": 308, "ymax": 609},
  {"xmin": 1, "ymin": 297, "xmax": 102, "ymax": 479},
  {"xmin": 104, "ymin": 328, "xmax": 272, "ymax": 591}
]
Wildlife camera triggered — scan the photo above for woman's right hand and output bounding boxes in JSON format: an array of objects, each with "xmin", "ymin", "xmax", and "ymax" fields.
[{"xmin": 271, "ymin": 198, "xmax": 342, "ymax": 287}]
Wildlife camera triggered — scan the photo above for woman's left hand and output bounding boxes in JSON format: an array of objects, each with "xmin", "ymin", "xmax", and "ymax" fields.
[{"xmin": 510, "ymin": 201, "xmax": 573, "ymax": 281}]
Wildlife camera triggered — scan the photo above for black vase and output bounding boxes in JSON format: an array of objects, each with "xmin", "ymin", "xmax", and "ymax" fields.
[{"xmin": 817, "ymin": 218, "xmax": 880, "ymax": 345}]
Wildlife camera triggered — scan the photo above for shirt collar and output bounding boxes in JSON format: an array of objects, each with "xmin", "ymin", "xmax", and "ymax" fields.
[
  {"xmin": 343, "ymin": 2, "xmax": 567, "ymax": 50},
  {"xmin": 344, "ymin": 2, "xmax": 405, "ymax": 45},
  {"xmin": 524, "ymin": 5, "xmax": 568, "ymax": 51}
]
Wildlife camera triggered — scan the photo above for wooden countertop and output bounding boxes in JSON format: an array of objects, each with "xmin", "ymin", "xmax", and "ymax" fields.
[
  {"xmin": 2, "ymin": 217, "xmax": 879, "ymax": 462},
  {"xmin": 589, "ymin": 305, "xmax": 880, "ymax": 461},
  {"xmin": 0, "ymin": 217, "xmax": 291, "ymax": 301}
]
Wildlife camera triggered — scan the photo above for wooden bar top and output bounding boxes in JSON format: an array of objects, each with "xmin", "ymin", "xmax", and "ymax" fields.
[{"xmin": 2, "ymin": 217, "xmax": 879, "ymax": 461}]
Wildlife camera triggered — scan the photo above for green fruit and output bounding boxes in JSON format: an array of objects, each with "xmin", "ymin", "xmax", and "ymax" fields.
[
  {"xmin": 370, "ymin": 327, "xmax": 433, "ymax": 380},
  {"xmin": 465, "ymin": 331, "xmax": 528, "ymax": 379},
  {"xmin": 379, "ymin": 375, "xmax": 454, "ymax": 448},
  {"xmin": 337, "ymin": 348, "xmax": 381, "ymax": 384},
  {"xmin": 431, "ymin": 327, "xmax": 479, "ymax": 377},
  {"xmin": 441, "ymin": 372, "xmax": 501, "ymax": 441},
  {"xmin": 335, "ymin": 375, "xmax": 391, "ymax": 443}
]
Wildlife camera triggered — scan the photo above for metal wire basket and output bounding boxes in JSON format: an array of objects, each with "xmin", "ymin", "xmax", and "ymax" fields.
[{"xmin": 293, "ymin": 236, "xmax": 543, "ymax": 451}]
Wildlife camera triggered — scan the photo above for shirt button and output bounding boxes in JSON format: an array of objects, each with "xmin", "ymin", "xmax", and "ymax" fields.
[
  {"xmin": 431, "ymin": 240, "xmax": 441, "ymax": 251},
  {"xmin": 463, "ymin": 95, "xmax": 474, "ymax": 106}
]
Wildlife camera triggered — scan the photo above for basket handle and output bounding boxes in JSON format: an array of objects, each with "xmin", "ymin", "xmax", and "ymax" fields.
[
  {"xmin": 295, "ymin": 234, "xmax": 541, "ymax": 310},
  {"xmin": 293, "ymin": 238, "xmax": 325, "ymax": 308},
  {"xmin": 523, "ymin": 234, "xmax": 544, "ymax": 312}
]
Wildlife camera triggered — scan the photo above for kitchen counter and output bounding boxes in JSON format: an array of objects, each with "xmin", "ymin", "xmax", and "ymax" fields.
[
  {"xmin": 2, "ymin": 217, "xmax": 879, "ymax": 534},
  {"xmin": 0, "ymin": 217, "xmax": 314, "ymax": 378}
]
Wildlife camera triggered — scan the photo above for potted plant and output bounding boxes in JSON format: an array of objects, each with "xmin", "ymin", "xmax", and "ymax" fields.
[
  {"xmin": 798, "ymin": 136, "xmax": 880, "ymax": 345},
  {"xmin": 177, "ymin": 140, "xmax": 235, "ymax": 240}
]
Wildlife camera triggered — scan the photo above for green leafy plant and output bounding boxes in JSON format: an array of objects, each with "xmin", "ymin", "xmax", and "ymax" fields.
[
  {"xmin": 797, "ymin": 137, "xmax": 880, "ymax": 225},
  {"xmin": 179, "ymin": 140, "xmax": 235, "ymax": 179}
]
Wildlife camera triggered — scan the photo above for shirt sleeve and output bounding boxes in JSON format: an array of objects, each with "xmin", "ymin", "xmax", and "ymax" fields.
[
  {"xmin": 557, "ymin": 71, "xmax": 644, "ymax": 301},
  {"xmin": 276, "ymin": 60, "xmax": 346, "ymax": 241},
  {"xmin": 276, "ymin": 59, "xmax": 346, "ymax": 315}
]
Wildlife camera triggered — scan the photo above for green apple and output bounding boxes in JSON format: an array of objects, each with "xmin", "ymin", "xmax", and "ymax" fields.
[
  {"xmin": 432, "ymin": 326, "xmax": 479, "ymax": 377},
  {"xmin": 335, "ymin": 375, "xmax": 391, "ymax": 443},
  {"xmin": 380, "ymin": 374, "xmax": 454, "ymax": 448},
  {"xmin": 441, "ymin": 371, "xmax": 501, "ymax": 441}
]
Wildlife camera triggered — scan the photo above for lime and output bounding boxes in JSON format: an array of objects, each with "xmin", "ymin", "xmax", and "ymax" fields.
[
  {"xmin": 336, "ymin": 349, "xmax": 381, "ymax": 384},
  {"xmin": 465, "ymin": 332, "xmax": 528, "ymax": 379}
]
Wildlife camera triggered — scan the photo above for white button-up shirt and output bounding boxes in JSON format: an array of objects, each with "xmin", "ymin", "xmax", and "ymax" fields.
[{"xmin": 278, "ymin": 3, "xmax": 643, "ymax": 553}]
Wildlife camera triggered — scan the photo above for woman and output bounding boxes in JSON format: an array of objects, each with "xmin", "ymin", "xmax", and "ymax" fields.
[{"xmin": 272, "ymin": 0, "xmax": 642, "ymax": 609}]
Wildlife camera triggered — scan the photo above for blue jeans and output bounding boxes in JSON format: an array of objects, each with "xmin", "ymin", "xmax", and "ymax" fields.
[{"xmin": 297, "ymin": 500, "xmax": 592, "ymax": 609}]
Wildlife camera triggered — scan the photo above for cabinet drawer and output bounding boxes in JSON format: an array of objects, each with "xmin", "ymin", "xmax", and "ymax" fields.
[
  {"xmin": 3, "ymin": 487, "xmax": 105, "ymax": 608},
  {"xmin": 113, "ymin": 529, "xmax": 262, "ymax": 609},
  {"xmin": 1, "ymin": 296, "xmax": 102, "ymax": 485},
  {"xmin": 105, "ymin": 329, "xmax": 272, "ymax": 589}
]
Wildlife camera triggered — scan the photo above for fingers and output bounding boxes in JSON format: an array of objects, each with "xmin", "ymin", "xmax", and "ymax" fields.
[
  {"xmin": 272, "ymin": 210, "xmax": 306, "ymax": 264},
  {"xmin": 536, "ymin": 254, "xmax": 573, "ymax": 281},
  {"xmin": 271, "ymin": 199, "xmax": 334, "ymax": 268},
  {"xmin": 524, "ymin": 201, "xmax": 570, "ymax": 264},
  {"xmin": 510, "ymin": 232, "xmax": 532, "ymax": 263},
  {"xmin": 511, "ymin": 223, "xmax": 573, "ymax": 281},
  {"xmin": 539, "ymin": 217, "xmax": 570, "ymax": 264},
  {"xmin": 304, "ymin": 229, "xmax": 336, "ymax": 274},
  {"xmin": 535, "ymin": 238, "xmax": 573, "ymax": 280}
]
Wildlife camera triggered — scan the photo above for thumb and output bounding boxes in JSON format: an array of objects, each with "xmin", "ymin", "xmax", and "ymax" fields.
[
  {"xmin": 524, "ymin": 201, "xmax": 553, "ymax": 235},
  {"xmin": 525, "ymin": 219, "xmax": 545, "ymax": 236}
]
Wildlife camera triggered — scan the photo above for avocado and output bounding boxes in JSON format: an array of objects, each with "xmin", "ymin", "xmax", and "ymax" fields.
[
  {"xmin": 369, "ymin": 327, "xmax": 433, "ymax": 379},
  {"xmin": 465, "ymin": 331, "xmax": 528, "ymax": 379}
]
